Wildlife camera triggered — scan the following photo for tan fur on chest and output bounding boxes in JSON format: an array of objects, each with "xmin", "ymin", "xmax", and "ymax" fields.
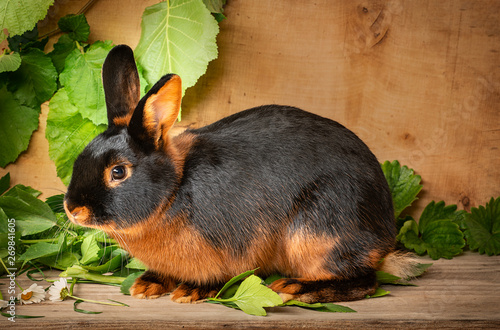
[{"xmin": 108, "ymin": 213, "xmax": 229, "ymax": 285}]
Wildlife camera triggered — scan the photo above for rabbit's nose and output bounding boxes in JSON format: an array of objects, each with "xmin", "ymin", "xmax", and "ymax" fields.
[
  {"xmin": 71, "ymin": 208, "xmax": 82, "ymax": 219},
  {"xmin": 64, "ymin": 201, "xmax": 89, "ymax": 225}
]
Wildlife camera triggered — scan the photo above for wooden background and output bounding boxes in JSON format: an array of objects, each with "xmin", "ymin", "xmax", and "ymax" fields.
[{"xmin": 1, "ymin": 0, "xmax": 499, "ymax": 217}]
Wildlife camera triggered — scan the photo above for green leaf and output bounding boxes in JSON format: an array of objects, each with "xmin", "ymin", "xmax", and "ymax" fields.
[
  {"xmin": 46, "ymin": 88, "xmax": 106, "ymax": 185},
  {"xmin": 0, "ymin": 173, "xmax": 10, "ymax": 195},
  {"xmin": 120, "ymin": 271, "xmax": 144, "ymax": 295},
  {"xmin": 376, "ymin": 271, "xmax": 402, "ymax": 285},
  {"xmin": 210, "ymin": 275, "xmax": 283, "ymax": 316},
  {"xmin": 74, "ymin": 300, "xmax": 103, "ymax": 314},
  {"xmin": 413, "ymin": 262, "xmax": 433, "ymax": 277},
  {"xmin": 422, "ymin": 220, "xmax": 465, "ymax": 259},
  {"xmin": 397, "ymin": 201, "xmax": 466, "ymax": 259},
  {"xmin": 0, "ymin": 189, "xmax": 57, "ymax": 236},
  {"xmin": 381, "ymin": 160, "xmax": 423, "ymax": 218},
  {"xmin": 60, "ymin": 265, "xmax": 127, "ymax": 284},
  {"xmin": 59, "ymin": 41, "xmax": 113, "ymax": 126},
  {"xmin": 135, "ymin": 0, "xmax": 219, "ymax": 92},
  {"xmin": 18, "ymin": 242, "xmax": 61, "ymax": 262},
  {"xmin": 283, "ymin": 300, "xmax": 356, "ymax": 313},
  {"xmin": 0, "ymin": 0, "xmax": 54, "ymax": 37},
  {"xmin": 215, "ymin": 269, "xmax": 256, "ymax": 298},
  {"xmin": 49, "ymin": 34, "xmax": 78, "ymax": 74},
  {"xmin": 366, "ymin": 287, "xmax": 391, "ymax": 298},
  {"xmin": 38, "ymin": 251, "xmax": 80, "ymax": 270},
  {"xmin": 125, "ymin": 258, "xmax": 147, "ymax": 270},
  {"xmin": 396, "ymin": 215, "xmax": 413, "ymax": 232},
  {"xmin": 4, "ymin": 184, "xmax": 42, "ymax": 198},
  {"xmin": 0, "ymin": 86, "xmax": 39, "ymax": 167},
  {"xmin": 7, "ymin": 25, "xmax": 47, "ymax": 54},
  {"xmin": 463, "ymin": 197, "xmax": 500, "ymax": 255},
  {"xmin": 212, "ymin": 13, "xmax": 226, "ymax": 23},
  {"xmin": 218, "ymin": 284, "xmax": 240, "ymax": 300},
  {"xmin": 398, "ymin": 219, "xmax": 427, "ymax": 255},
  {"xmin": 7, "ymin": 48, "xmax": 58, "ymax": 109},
  {"xmin": 0, "ymin": 51, "xmax": 21, "ymax": 73},
  {"xmin": 58, "ymin": 14, "xmax": 90, "ymax": 42},
  {"xmin": 80, "ymin": 234, "xmax": 101, "ymax": 265},
  {"xmin": 202, "ymin": 0, "xmax": 226, "ymax": 13},
  {"xmin": 418, "ymin": 201, "xmax": 464, "ymax": 234},
  {"xmin": 84, "ymin": 250, "xmax": 128, "ymax": 274}
]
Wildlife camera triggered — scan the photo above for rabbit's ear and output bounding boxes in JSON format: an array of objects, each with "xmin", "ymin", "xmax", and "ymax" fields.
[
  {"xmin": 128, "ymin": 74, "xmax": 182, "ymax": 150},
  {"xmin": 102, "ymin": 44, "xmax": 140, "ymax": 127}
]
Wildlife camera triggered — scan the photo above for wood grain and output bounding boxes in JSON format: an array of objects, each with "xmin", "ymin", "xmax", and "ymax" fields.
[{"xmin": 1, "ymin": 0, "xmax": 498, "ymax": 216}]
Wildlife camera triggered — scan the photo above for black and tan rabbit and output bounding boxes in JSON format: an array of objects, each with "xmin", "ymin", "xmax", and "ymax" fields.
[{"xmin": 64, "ymin": 44, "xmax": 415, "ymax": 304}]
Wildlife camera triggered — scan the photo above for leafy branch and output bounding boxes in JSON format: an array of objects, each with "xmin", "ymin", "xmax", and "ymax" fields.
[{"xmin": 381, "ymin": 160, "xmax": 500, "ymax": 260}]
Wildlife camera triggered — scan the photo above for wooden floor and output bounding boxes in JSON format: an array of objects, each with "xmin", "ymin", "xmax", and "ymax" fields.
[{"xmin": 5, "ymin": 251, "xmax": 499, "ymax": 329}]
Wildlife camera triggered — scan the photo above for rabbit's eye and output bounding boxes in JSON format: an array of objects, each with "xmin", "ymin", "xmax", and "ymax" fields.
[{"xmin": 111, "ymin": 166, "xmax": 127, "ymax": 181}]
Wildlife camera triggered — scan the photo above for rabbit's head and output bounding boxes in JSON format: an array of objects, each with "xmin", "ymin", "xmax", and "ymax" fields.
[{"xmin": 64, "ymin": 45, "xmax": 183, "ymax": 232}]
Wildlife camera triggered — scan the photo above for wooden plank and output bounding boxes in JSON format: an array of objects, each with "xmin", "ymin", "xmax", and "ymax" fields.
[{"xmin": 6, "ymin": 252, "xmax": 500, "ymax": 328}]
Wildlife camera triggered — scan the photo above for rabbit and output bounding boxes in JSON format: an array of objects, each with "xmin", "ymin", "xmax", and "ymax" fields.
[{"xmin": 64, "ymin": 44, "xmax": 416, "ymax": 304}]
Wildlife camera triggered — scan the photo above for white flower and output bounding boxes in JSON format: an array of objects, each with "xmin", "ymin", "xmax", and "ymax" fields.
[
  {"xmin": 17, "ymin": 283, "xmax": 45, "ymax": 304},
  {"xmin": 0, "ymin": 300, "xmax": 8, "ymax": 308},
  {"xmin": 48, "ymin": 278, "xmax": 70, "ymax": 302}
]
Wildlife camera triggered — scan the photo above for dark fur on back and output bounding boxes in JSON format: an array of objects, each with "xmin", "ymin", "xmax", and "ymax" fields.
[{"xmin": 172, "ymin": 106, "xmax": 395, "ymax": 265}]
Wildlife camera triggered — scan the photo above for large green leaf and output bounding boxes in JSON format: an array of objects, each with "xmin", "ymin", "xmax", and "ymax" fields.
[
  {"xmin": 397, "ymin": 201, "xmax": 465, "ymax": 259},
  {"xmin": 7, "ymin": 48, "xmax": 57, "ymax": 109},
  {"xmin": 229, "ymin": 275, "xmax": 283, "ymax": 316},
  {"xmin": 464, "ymin": 197, "xmax": 500, "ymax": 255},
  {"xmin": 59, "ymin": 41, "xmax": 113, "ymax": 126},
  {"xmin": 209, "ymin": 275, "xmax": 282, "ymax": 316},
  {"xmin": 0, "ymin": 189, "xmax": 57, "ymax": 236},
  {"xmin": 46, "ymin": 88, "xmax": 106, "ymax": 185},
  {"xmin": 381, "ymin": 160, "xmax": 423, "ymax": 218},
  {"xmin": 135, "ymin": 0, "xmax": 219, "ymax": 92},
  {"xmin": 0, "ymin": 0, "xmax": 54, "ymax": 37},
  {"xmin": 0, "ymin": 86, "xmax": 39, "ymax": 167}
]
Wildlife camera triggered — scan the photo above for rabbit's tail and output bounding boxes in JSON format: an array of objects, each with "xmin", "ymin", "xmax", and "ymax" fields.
[{"xmin": 378, "ymin": 250, "xmax": 422, "ymax": 280}]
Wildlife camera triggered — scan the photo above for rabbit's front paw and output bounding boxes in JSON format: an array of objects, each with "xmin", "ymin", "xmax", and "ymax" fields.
[
  {"xmin": 130, "ymin": 271, "xmax": 176, "ymax": 299},
  {"xmin": 170, "ymin": 283, "xmax": 220, "ymax": 303}
]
